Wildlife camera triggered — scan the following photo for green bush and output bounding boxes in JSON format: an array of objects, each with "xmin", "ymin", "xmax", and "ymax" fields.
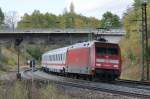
[
  {"xmin": 26, "ymin": 46, "xmax": 42, "ymax": 61},
  {"xmin": 7, "ymin": 59, "xmax": 16, "ymax": 66}
]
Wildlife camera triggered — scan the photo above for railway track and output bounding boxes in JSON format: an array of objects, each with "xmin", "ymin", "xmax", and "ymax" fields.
[
  {"xmin": 22, "ymin": 69, "xmax": 150, "ymax": 98},
  {"xmin": 117, "ymin": 79, "xmax": 150, "ymax": 86}
]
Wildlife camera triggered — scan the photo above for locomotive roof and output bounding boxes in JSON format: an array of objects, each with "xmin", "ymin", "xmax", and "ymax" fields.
[
  {"xmin": 43, "ymin": 40, "xmax": 118, "ymax": 56},
  {"xmin": 67, "ymin": 40, "xmax": 117, "ymax": 49}
]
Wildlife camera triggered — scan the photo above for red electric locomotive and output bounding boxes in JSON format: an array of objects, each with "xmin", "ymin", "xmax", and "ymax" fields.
[{"xmin": 42, "ymin": 40, "xmax": 122, "ymax": 80}]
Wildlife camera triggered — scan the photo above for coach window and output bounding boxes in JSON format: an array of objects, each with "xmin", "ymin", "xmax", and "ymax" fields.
[
  {"xmin": 62, "ymin": 54, "xmax": 64, "ymax": 61},
  {"xmin": 61, "ymin": 54, "xmax": 63, "ymax": 61},
  {"xmin": 50, "ymin": 55, "xmax": 51, "ymax": 61},
  {"xmin": 51, "ymin": 55, "xmax": 52, "ymax": 61},
  {"xmin": 53, "ymin": 55, "xmax": 54, "ymax": 61},
  {"xmin": 55, "ymin": 54, "xmax": 57, "ymax": 61},
  {"xmin": 52, "ymin": 55, "xmax": 54, "ymax": 61},
  {"xmin": 45, "ymin": 56, "xmax": 47, "ymax": 61},
  {"xmin": 57, "ymin": 54, "xmax": 58, "ymax": 61},
  {"xmin": 60, "ymin": 54, "xmax": 62, "ymax": 61},
  {"xmin": 57, "ymin": 54, "xmax": 59, "ymax": 61},
  {"xmin": 64, "ymin": 54, "xmax": 65, "ymax": 61},
  {"xmin": 55, "ymin": 55, "xmax": 56, "ymax": 61},
  {"xmin": 53, "ymin": 55, "xmax": 55, "ymax": 61},
  {"xmin": 58, "ymin": 54, "xmax": 60, "ymax": 61},
  {"xmin": 62, "ymin": 54, "xmax": 63, "ymax": 61},
  {"xmin": 56, "ymin": 54, "xmax": 57, "ymax": 61},
  {"xmin": 64, "ymin": 54, "xmax": 65, "ymax": 60},
  {"xmin": 64, "ymin": 53, "xmax": 65, "ymax": 61},
  {"xmin": 59, "ymin": 54, "xmax": 61, "ymax": 61},
  {"xmin": 60, "ymin": 54, "xmax": 61, "ymax": 61},
  {"xmin": 50, "ymin": 55, "xmax": 52, "ymax": 61},
  {"xmin": 63, "ymin": 54, "xmax": 65, "ymax": 61},
  {"xmin": 64, "ymin": 53, "xmax": 66, "ymax": 60}
]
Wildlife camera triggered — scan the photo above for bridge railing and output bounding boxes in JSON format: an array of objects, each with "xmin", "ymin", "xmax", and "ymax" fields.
[{"xmin": 0, "ymin": 28, "xmax": 126, "ymax": 34}]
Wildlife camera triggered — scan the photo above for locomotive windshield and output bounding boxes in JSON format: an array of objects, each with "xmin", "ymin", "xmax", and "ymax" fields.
[{"xmin": 96, "ymin": 47, "xmax": 118, "ymax": 55}]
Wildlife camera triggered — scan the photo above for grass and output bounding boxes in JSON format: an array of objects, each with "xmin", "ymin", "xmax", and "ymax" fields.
[
  {"xmin": 120, "ymin": 63, "xmax": 141, "ymax": 80},
  {"xmin": 0, "ymin": 80, "xmax": 69, "ymax": 99},
  {"xmin": 0, "ymin": 43, "xmax": 65, "ymax": 73}
]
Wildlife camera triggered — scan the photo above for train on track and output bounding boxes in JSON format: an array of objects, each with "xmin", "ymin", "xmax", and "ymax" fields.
[{"xmin": 41, "ymin": 40, "xmax": 122, "ymax": 80}]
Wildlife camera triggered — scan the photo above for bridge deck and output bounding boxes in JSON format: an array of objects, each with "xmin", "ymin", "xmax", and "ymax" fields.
[
  {"xmin": 0, "ymin": 28, "xmax": 125, "ymax": 35},
  {"xmin": 0, "ymin": 29, "xmax": 125, "ymax": 44}
]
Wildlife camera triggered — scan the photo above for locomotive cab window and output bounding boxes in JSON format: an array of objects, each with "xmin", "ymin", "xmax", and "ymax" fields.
[
  {"xmin": 108, "ymin": 48, "xmax": 118, "ymax": 55},
  {"xmin": 96, "ymin": 47, "xmax": 118, "ymax": 55}
]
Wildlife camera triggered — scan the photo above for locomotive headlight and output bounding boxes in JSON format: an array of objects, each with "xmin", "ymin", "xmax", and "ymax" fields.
[
  {"xmin": 113, "ymin": 65, "xmax": 118, "ymax": 68},
  {"xmin": 110, "ymin": 60, "xmax": 119, "ymax": 64},
  {"xmin": 96, "ymin": 63, "xmax": 102, "ymax": 67}
]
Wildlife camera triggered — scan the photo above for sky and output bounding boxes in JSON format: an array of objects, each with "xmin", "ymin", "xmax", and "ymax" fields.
[{"xmin": 0, "ymin": 0, "xmax": 134, "ymax": 19}]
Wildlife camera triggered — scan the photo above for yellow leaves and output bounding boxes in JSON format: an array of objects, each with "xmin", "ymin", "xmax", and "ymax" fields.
[
  {"xmin": 120, "ymin": 4, "xmax": 150, "ymax": 80},
  {"xmin": 74, "ymin": 18, "xmax": 83, "ymax": 28}
]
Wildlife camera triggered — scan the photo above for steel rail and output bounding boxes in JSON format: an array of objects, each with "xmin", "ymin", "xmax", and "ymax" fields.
[
  {"xmin": 22, "ymin": 69, "xmax": 150, "ymax": 98},
  {"xmin": 117, "ymin": 79, "xmax": 150, "ymax": 86}
]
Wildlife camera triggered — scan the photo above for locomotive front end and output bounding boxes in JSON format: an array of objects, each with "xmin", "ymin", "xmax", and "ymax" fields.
[{"xmin": 94, "ymin": 42, "xmax": 122, "ymax": 80}]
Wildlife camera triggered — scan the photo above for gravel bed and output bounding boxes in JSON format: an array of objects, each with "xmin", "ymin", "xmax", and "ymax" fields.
[
  {"xmin": 22, "ymin": 70, "xmax": 150, "ymax": 98},
  {"xmin": 33, "ymin": 71, "xmax": 150, "ymax": 96},
  {"xmin": 57, "ymin": 84, "xmax": 141, "ymax": 99},
  {"xmin": 0, "ymin": 72, "xmax": 16, "ymax": 81}
]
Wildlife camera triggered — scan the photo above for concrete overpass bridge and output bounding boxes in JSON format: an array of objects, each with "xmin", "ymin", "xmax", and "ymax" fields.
[{"xmin": 0, "ymin": 28, "xmax": 126, "ymax": 45}]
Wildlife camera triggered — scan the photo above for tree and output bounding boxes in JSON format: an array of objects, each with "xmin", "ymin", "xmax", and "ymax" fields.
[
  {"xmin": 133, "ymin": 0, "xmax": 150, "ymax": 8},
  {"xmin": 27, "ymin": 46, "xmax": 42, "ymax": 61},
  {"xmin": 119, "ymin": 0, "xmax": 150, "ymax": 80},
  {"xmin": 5, "ymin": 11, "xmax": 19, "ymax": 30},
  {"xmin": 100, "ymin": 11, "xmax": 121, "ymax": 28},
  {"xmin": 17, "ymin": 13, "xmax": 32, "ymax": 28},
  {"xmin": 133, "ymin": 0, "xmax": 142, "ymax": 8},
  {"xmin": 17, "ymin": 9, "xmax": 100, "ymax": 29},
  {"xmin": 70, "ymin": 2, "xmax": 75, "ymax": 13},
  {"xmin": 0, "ymin": 8, "xmax": 4, "ymax": 25}
]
